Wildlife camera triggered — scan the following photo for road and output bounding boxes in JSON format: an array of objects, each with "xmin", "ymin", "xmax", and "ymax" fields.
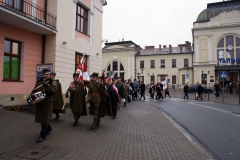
[{"xmin": 146, "ymin": 97, "xmax": 240, "ymax": 160}]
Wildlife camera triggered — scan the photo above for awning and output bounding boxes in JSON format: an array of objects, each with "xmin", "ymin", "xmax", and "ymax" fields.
[
  {"xmin": 178, "ymin": 67, "xmax": 193, "ymax": 70},
  {"xmin": 215, "ymin": 66, "xmax": 240, "ymax": 71},
  {"xmin": 157, "ymin": 74, "xmax": 168, "ymax": 76}
]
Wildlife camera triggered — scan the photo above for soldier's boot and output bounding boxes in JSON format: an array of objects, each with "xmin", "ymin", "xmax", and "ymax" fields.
[
  {"xmin": 90, "ymin": 124, "xmax": 96, "ymax": 130},
  {"xmin": 46, "ymin": 124, "xmax": 52, "ymax": 135},
  {"xmin": 97, "ymin": 119, "xmax": 101, "ymax": 126},
  {"xmin": 72, "ymin": 119, "xmax": 79, "ymax": 127},
  {"xmin": 124, "ymin": 102, "xmax": 126, "ymax": 107},
  {"xmin": 54, "ymin": 113, "xmax": 60, "ymax": 120},
  {"xmin": 37, "ymin": 124, "xmax": 48, "ymax": 143}
]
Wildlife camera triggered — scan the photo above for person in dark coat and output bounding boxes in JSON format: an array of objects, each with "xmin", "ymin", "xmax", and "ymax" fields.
[
  {"xmin": 66, "ymin": 73, "xmax": 87, "ymax": 127},
  {"xmin": 183, "ymin": 84, "xmax": 189, "ymax": 99},
  {"xmin": 123, "ymin": 80, "xmax": 130, "ymax": 106},
  {"xmin": 228, "ymin": 83, "xmax": 233, "ymax": 94},
  {"xmin": 139, "ymin": 81, "xmax": 146, "ymax": 100},
  {"xmin": 107, "ymin": 78, "xmax": 125, "ymax": 119},
  {"xmin": 87, "ymin": 72, "xmax": 112, "ymax": 130},
  {"xmin": 164, "ymin": 83, "xmax": 171, "ymax": 98},
  {"xmin": 51, "ymin": 72, "xmax": 65, "ymax": 120},
  {"xmin": 197, "ymin": 84, "xmax": 203, "ymax": 100},
  {"xmin": 149, "ymin": 85, "xmax": 155, "ymax": 99},
  {"xmin": 31, "ymin": 68, "xmax": 56, "ymax": 143},
  {"xmin": 159, "ymin": 82, "xmax": 164, "ymax": 99},
  {"xmin": 214, "ymin": 83, "xmax": 220, "ymax": 97}
]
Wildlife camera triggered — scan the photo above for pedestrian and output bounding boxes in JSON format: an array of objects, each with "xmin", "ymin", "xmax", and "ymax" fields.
[
  {"xmin": 132, "ymin": 79, "xmax": 139, "ymax": 101},
  {"xmin": 214, "ymin": 83, "xmax": 220, "ymax": 97},
  {"xmin": 149, "ymin": 85, "xmax": 155, "ymax": 99},
  {"xmin": 236, "ymin": 81, "xmax": 239, "ymax": 94},
  {"xmin": 31, "ymin": 68, "xmax": 56, "ymax": 143},
  {"xmin": 164, "ymin": 83, "xmax": 171, "ymax": 98},
  {"xmin": 196, "ymin": 84, "xmax": 203, "ymax": 100},
  {"xmin": 183, "ymin": 83, "xmax": 189, "ymax": 99},
  {"xmin": 50, "ymin": 72, "xmax": 65, "ymax": 120},
  {"xmin": 116, "ymin": 77, "xmax": 126, "ymax": 107},
  {"xmin": 123, "ymin": 80, "xmax": 130, "ymax": 106},
  {"xmin": 159, "ymin": 82, "xmax": 164, "ymax": 99},
  {"xmin": 87, "ymin": 72, "xmax": 112, "ymax": 130},
  {"xmin": 108, "ymin": 78, "xmax": 125, "ymax": 119},
  {"xmin": 66, "ymin": 73, "xmax": 87, "ymax": 127},
  {"xmin": 228, "ymin": 83, "xmax": 233, "ymax": 94},
  {"xmin": 139, "ymin": 81, "xmax": 146, "ymax": 100}
]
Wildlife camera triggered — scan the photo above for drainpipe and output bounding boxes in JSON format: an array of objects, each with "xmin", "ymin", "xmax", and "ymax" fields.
[
  {"xmin": 44, "ymin": 0, "xmax": 47, "ymax": 23},
  {"xmin": 42, "ymin": 35, "xmax": 46, "ymax": 64}
]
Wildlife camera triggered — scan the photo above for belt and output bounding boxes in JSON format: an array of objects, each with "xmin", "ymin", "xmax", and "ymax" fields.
[{"xmin": 92, "ymin": 93, "xmax": 100, "ymax": 96}]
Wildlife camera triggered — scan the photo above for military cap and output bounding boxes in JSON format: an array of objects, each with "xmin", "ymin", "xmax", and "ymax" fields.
[
  {"xmin": 50, "ymin": 72, "xmax": 56, "ymax": 76},
  {"xmin": 73, "ymin": 73, "xmax": 79, "ymax": 77},
  {"xmin": 90, "ymin": 72, "xmax": 99, "ymax": 77},
  {"xmin": 42, "ymin": 68, "xmax": 52, "ymax": 74}
]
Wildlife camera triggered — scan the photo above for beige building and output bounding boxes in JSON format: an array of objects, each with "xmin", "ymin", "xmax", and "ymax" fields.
[
  {"xmin": 102, "ymin": 41, "xmax": 193, "ymax": 88},
  {"xmin": 193, "ymin": 0, "xmax": 240, "ymax": 87}
]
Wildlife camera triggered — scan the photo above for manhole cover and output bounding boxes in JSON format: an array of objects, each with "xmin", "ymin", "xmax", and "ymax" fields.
[{"xmin": 18, "ymin": 149, "xmax": 51, "ymax": 159}]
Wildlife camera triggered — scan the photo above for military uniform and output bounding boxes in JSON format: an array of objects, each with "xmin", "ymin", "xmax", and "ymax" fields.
[
  {"xmin": 31, "ymin": 69, "xmax": 57, "ymax": 143},
  {"xmin": 51, "ymin": 72, "xmax": 65, "ymax": 120},
  {"xmin": 87, "ymin": 72, "xmax": 112, "ymax": 130},
  {"xmin": 116, "ymin": 80, "xmax": 126, "ymax": 107},
  {"xmin": 123, "ymin": 82, "xmax": 130, "ymax": 106},
  {"xmin": 67, "ymin": 73, "xmax": 87, "ymax": 126}
]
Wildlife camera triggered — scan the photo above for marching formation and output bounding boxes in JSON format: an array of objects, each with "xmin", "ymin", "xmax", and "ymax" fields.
[{"xmin": 28, "ymin": 69, "xmax": 145, "ymax": 143}]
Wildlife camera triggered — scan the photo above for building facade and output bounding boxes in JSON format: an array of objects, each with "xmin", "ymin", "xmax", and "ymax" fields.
[
  {"xmin": 193, "ymin": 0, "xmax": 240, "ymax": 87},
  {"xmin": 0, "ymin": 0, "xmax": 107, "ymax": 106},
  {"xmin": 102, "ymin": 41, "xmax": 193, "ymax": 87}
]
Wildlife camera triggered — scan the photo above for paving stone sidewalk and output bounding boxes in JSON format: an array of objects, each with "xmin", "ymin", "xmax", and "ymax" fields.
[{"xmin": 0, "ymin": 100, "xmax": 214, "ymax": 160}]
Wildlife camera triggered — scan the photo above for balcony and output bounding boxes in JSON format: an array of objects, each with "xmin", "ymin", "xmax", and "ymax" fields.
[{"xmin": 0, "ymin": 0, "xmax": 57, "ymax": 34}]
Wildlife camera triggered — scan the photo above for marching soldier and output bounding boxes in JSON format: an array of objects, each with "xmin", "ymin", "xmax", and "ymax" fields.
[
  {"xmin": 87, "ymin": 72, "xmax": 112, "ymax": 130},
  {"xmin": 31, "ymin": 68, "xmax": 56, "ymax": 143},
  {"xmin": 123, "ymin": 80, "xmax": 130, "ymax": 106},
  {"xmin": 116, "ymin": 77, "xmax": 126, "ymax": 108},
  {"xmin": 66, "ymin": 73, "xmax": 87, "ymax": 127},
  {"xmin": 50, "ymin": 72, "xmax": 65, "ymax": 120}
]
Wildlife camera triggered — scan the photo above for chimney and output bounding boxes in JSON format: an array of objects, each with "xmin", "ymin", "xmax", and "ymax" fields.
[
  {"xmin": 159, "ymin": 44, "xmax": 161, "ymax": 50},
  {"xmin": 169, "ymin": 45, "xmax": 172, "ymax": 53},
  {"xmin": 163, "ymin": 45, "xmax": 166, "ymax": 48},
  {"xmin": 180, "ymin": 46, "xmax": 183, "ymax": 53},
  {"xmin": 145, "ymin": 46, "xmax": 155, "ymax": 49},
  {"xmin": 137, "ymin": 45, "xmax": 141, "ymax": 52}
]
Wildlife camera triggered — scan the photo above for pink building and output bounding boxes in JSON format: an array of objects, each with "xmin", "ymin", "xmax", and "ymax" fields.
[{"xmin": 0, "ymin": 0, "xmax": 107, "ymax": 106}]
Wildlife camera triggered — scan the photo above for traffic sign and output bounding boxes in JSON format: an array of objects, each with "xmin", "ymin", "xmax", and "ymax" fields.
[{"xmin": 220, "ymin": 71, "xmax": 227, "ymax": 79}]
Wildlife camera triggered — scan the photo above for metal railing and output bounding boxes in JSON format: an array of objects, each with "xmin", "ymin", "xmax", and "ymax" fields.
[{"xmin": 0, "ymin": 0, "xmax": 56, "ymax": 29}]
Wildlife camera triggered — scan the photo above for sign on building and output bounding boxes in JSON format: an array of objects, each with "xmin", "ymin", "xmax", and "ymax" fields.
[{"xmin": 185, "ymin": 73, "xmax": 190, "ymax": 82}]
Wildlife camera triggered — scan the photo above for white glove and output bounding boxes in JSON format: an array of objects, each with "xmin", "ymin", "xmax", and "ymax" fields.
[{"xmin": 122, "ymin": 98, "xmax": 125, "ymax": 103}]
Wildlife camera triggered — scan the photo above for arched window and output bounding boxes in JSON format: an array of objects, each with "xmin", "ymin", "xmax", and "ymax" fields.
[
  {"xmin": 113, "ymin": 61, "xmax": 118, "ymax": 71},
  {"xmin": 106, "ymin": 61, "xmax": 125, "ymax": 81},
  {"xmin": 217, "ymin": 35, "xmax": 240, "ymax": 65},
  {"xmin": 107, "ymin": 64, "xmax": 111, "ymax": 71},
  {"xmin": 120, "ymin": 63, "xmax": 124, "ymax": 71}
]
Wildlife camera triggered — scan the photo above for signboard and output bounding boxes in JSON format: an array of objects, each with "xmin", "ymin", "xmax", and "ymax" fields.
[
  {"xmin": 219, "ymin": 71, "xmax": 227, "ymax": 79},
  {"xmin": 185, "ymin": 73, "xmax": 190, "ymax": 82},
  {"xmin": 36, "ymin": 63, "xmax": 53, "ymax": 81},
  {"xmin": 167, "ymin": 79, "xmax": 170, "ymax": 83}
]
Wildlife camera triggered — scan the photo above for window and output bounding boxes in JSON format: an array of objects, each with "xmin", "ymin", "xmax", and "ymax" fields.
[
  {"xmin": 3, "ymin": 39, "xmax": 21, "ymax": 80},
  {"xmin": 184, "ymin": 59, "xmax": 188, "ymax": 67},
  {"xmin": 160, "ymin": 76, "xmax": 165, "ymax": 82},
  {"xmin": 226, "ymin": 36, "xmax": 234, "ymax": 46},
  {"xmin": 182, "ymin": 75, "xmax": 185, "ymax": 85},
  {"xmin": 160, "ymin": 59, "xmax": 165, "ymax": 68},
  {"xmin": 113, "ymin": 61, "xmax": 118, "ymax": 71},
  {"xmin": 76, "ymin": 4, "xmax": 88, "ymax": 35},
  {"xmin": 150, "ymin": 60, "xmax": 155, "ymax": 68},
  {"xmin": 236, "ymin": 37, "xmax": 240, "ymax": 46},
  {"xmin": 75, "ymin": 53, "xmax": 87, "ymax": 72},
  {"xmin": 217, "ymin": 38, "xmax": 224, "ymax": 48},
  {"xmin": 172, "ymin": 59, "xmax": 176, "ymax": 67},
  {"xmin": 107, "ymin": 64, "xmax": 111, "ymax": 71},
  {"xmin": 120, "ymin": 63, "xmax": 124, "ymax": 71},
  {"xmin": 201, "ymin": 74, "xmax": 207, "ymax": 85},
  {"xmin": 140, "ymin": 60, "xmax": 144, "ymax": 68},
  {"xmin": 6, "ymin": 0, "xmax": 23, "ymax": 11},
  {"xmin": 237, "ymin": 49, "xmax": 240, "ymax": 64},
  {"xmin": 172, "ymin": 75, "xmax": 176, "ymax": 84}
]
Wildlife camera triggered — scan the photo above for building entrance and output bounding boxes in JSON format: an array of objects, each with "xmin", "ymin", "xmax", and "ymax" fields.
[{"xmin": 229, "ymin": 72, "xmax": 238, "ymax": 84}]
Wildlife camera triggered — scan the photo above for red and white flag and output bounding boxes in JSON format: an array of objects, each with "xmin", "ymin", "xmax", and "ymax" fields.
[
  {"xmin": 76, "ymin": 58, "xmax": 90, "ymax": 81},
  {"xmin": 107, "ymin": 72, "xmax": 116, "ymax": 83}
]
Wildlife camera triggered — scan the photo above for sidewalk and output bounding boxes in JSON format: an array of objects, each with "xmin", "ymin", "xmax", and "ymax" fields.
[{"xmin": 0, "ymin": 100, "xmax": 214, "ymax": 160}]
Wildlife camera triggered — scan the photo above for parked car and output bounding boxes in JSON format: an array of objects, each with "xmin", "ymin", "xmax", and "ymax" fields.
[{"xmin": 188, "ymin": 85, "xmax": 214, "ymax": 93}]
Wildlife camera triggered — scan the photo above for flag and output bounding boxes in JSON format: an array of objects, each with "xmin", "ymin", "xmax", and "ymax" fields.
[
  {"xmin": 161, "ymin": 80, "xmax": 167, "ymax": 90},
  {"xmin": 76, "ymin": 58, "xmax": 90, "ymax": 81},
  {"xmin": 82, "ymin": 62, "xmax": 90, "ymax": 81},
  {"xmin": 107, "ymin": 72, "xmax": 116, "ymax": 83}
]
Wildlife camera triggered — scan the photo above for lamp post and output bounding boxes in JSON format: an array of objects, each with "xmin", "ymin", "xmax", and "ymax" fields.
[{"xmin": 135, "ymin": 68, "xmax": 144, "ymax": 83}]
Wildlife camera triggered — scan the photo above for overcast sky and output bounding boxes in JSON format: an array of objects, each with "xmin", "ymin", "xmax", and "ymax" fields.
[{"xmin": 102, "ymin": 0, "xmax": 220, "ymax": 48}]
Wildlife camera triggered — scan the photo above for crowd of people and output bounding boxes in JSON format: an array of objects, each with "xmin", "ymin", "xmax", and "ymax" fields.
[{"xmin": 148, "ymin": 82, "xmax": 171, "ymax": 100}]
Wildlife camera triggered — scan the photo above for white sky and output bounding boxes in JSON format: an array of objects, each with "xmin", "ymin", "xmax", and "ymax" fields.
[{"xmin": 102, "ymin": 0, "xmax": 220, "ymax": 48}]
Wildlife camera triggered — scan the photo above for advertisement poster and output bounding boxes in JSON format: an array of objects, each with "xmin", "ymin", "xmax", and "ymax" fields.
[{"xmin": 36, "ymin": 64, "xmax": 53, "ymax": 81}]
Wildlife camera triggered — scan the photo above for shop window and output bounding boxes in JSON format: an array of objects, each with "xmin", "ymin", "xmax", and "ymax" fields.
[{"xmin": 3, "ymin": 39, "xmax": 21, "ymax": 81}]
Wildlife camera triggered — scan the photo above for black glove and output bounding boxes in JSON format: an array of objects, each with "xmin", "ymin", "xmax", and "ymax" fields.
[
  {"xmin": 42, "ymin": 81, "xmax": 48, "ymax": 88},
  {"xmin": 65, "ymin": 92, "xmax": 69, "ymax": 98},
  {"xmin": 68, "ymin": 87, "xmax": 74, "ymax": 92}
]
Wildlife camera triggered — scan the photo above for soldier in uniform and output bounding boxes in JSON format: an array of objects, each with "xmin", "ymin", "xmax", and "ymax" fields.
[
  {"xmin": 116, "ymin": 77, "xmax": 126, "ymax": 108},
  {"xmin": 31, "ymin": 68, "xmax": 56, "ymax": 143},
  {"xmin": 87, "ymin": 72, "xmax": 112, "ymax": 130},
  {"xmin": 66, "ymin": 73, "xmax": 87, "ymax": 127},
  {"xmin": 123, "ymin": 80, "xmax": 130, "ymax": 106},
  {"xmin": 50, "ymin": 72, "xmax": 65, "ymax": 120}
]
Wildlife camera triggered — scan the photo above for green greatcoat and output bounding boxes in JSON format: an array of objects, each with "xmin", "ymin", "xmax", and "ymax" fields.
[
  {"xmin": 53, "ymin": 79, "xmax": 65, "ymax": 113},
  {"xmin": 70, "ymin": 81, "xmax": 87, "ymax": 116},
  {"xmin": 88, "ymin": 82, "xmax": 112, "ymax": 117},
  {"xmin": 116, "ymin": 81, "xmax": 126, "ymax": 97},
  {"xmin": 31, "ymin": 78, "xmax": 57, "ymax": 123},
  {"xmin": 124, "ymin": 84, "xmax": 130, "ymax": 100}
]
